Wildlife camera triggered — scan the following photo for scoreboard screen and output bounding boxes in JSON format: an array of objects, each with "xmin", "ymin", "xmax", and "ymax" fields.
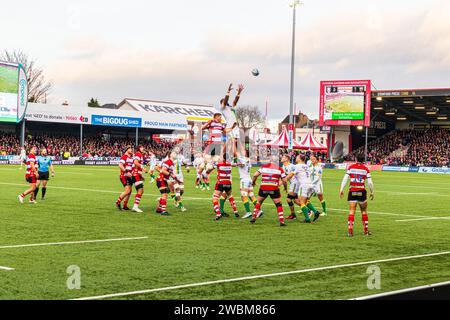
[
  {"xmin": 319, "ymin": 80, "xmax": 371, "ymax": 127},
  {"xmin": 0, "ymin": 61, "xmax": 28, "ymax": 123}
]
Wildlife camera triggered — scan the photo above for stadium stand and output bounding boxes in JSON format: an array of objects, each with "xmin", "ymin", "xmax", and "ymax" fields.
[
  {"xmin": 0, "ymin": 132, "xmax": 178, "ymax": 159},
  {"xmin": 347, "ymin": 128, "xmax": 450, "ymax": 167}
]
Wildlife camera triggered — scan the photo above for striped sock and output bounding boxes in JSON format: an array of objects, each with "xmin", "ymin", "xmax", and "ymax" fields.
[
  {"xmin": 277, "ymin": 205, "xmax": 285, "ymax": 223},
  {"xmin": 362, "ymin": 213, "xmax": 369, "ymax": 233},
  {"xmin": 116, "ymin": 196, "xmax": 123, "ymax": 205},
  {"xmin": 348, "ymin": 214, "xmax": 355, "ymax": 234},
  {"xmin": 134, "ymin": 194, "xmax": 142, "ymax": 206},
  {"xmin": 252, "ymin": 203, "xmax": 261, "ymax": 219},
  {"xmin": 212, "ymin": 197, "xmax": 221, "ymax": 216},
  {"xmin": 229, "ymin": 196, "xmax": 238, "ymax": 213},
  {"xmin": 160, "ymin": 197, "xmax": 167, "ymax": 212}
]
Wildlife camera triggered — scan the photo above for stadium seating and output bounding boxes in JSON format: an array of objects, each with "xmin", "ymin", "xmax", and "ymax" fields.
[{"xmin": 347, "ymin": 129, "xmax": 450, "ymax": 167}]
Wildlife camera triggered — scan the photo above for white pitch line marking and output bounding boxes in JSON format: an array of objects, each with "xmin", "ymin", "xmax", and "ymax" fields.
[
  {"xmin": 352, "ymin": 280, "xmax": 450, "ymax": 300},
  {"xmin": 0, "ymin": 266, "xmax": 14, "ymax": 271},
  {"xmin": 0, "ymin": 236, "xmax": 148, "ymax": 250},
  {"xmin": 395, "ymin": 217, "xmax": 450, "ymax": 222},
  {"xmin": 72, "ymin": 249, "xmax": 450, "ymax": 300},
  {"xmin": 2, "ymin": 182, "xmax": 443, "ymax": 221}
]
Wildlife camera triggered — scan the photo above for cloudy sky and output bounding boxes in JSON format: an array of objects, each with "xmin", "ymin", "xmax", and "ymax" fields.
[{"xmin": 2, "ymin": 0, "xmax": 450, "ymax": 123}]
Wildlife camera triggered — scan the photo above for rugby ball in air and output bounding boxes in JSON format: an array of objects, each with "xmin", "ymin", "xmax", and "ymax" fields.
[{"xmin": 251, "ymin": 68, "xmax": 260, "ymax": 77}]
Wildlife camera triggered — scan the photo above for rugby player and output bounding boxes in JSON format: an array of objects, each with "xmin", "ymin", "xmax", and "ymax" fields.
[
  {"xmin": 148, "ymin": 152, "xmax": 159, "ymax": 184},
  {"xmin": 156, "ymin": 152, "xmax": 180, "ymax": 216},
  {"xmin": 18, "ymin": 146, "xmax": 39, "ymax": 204},
  {"xmin": 211, "ymin": 154, "xmax": 239, "ymax": 221},
  {"xmin": 202, "ymin": 112, "xmax": 235, "ymax": 158},
  {"xmin": 170, "ymin": 148, "xmax": 190, "ymax": 212},
  {"xmin": 219, "ymin": 83, "xmax": 244, "ymax": 160},
  {"xmin": 34, "ymin": 148, "xmax": 55, "ymax": 200},
  {"xmin": 116, "ymin": 146, "xmax": 134, "ymax": 211},
  {"xmin": 281, "ymin": 154, "xmax": 301, "ymax": 220},
  {"xmin": 250, "ymin": 156, "xmax": 288, "ymax": 227},
  {"xmin": 339, "ymin": 155, "xmax": 375, "ymax": 237},
  {"xmin": 131, "ymin": 145, "xmax": 148, "ymax": 213},
  {"xmin": 309, "ymin": 155, "xmax": 327, "ymax": 216},
  {"xmin": 19, "ymin": 147, "xmax": 26, "ymax": 170},
  {"xmin": 286, "ymin": 154, "xmax": 322, "ymax": 223},
  {"xmin": 238, "ymin": 154, "xmax": 261, "ymax": 219},
  {"xmin": 193, "ymin": 153, "xmax": 206, "ymax": 189}
]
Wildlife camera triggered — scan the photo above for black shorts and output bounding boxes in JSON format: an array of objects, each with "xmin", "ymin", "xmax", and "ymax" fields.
[
  {"xmin": 38, "ymin": 171, "xmax": 50, "ymax": 181},
  {"xmin": 215, "ymin": 184, "xmax": 232, "ymax": 193},
  {"xmin": 258, "ymin": 189, "xmax": 281, "ymax": 200},
  {"xmin": 26, "ymin": 176, "xmax": 37, "ymax": 184},
  {"xmin": 157, "ymin": 180, "xmax": 170, "ymax": 194},
  {"xmin": 120, "ymin": 176, "xmax": 133, "ymax": 187},
  {"xmin": 348, "ymin": 190, "xmax": 367, "ymax": 203}
]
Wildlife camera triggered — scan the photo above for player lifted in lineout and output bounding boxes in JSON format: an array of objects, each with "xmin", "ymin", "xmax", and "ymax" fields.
[
  {"xmin": 116, "ymin": 146, "xmax": 134, "ymax": 211},
  {"xmin": 340, "ymin": 155, "xmax": 375, "ymax": 237},
  {"xmin": 18, "ymin": 146, "xmax": 38, "ymax": 204},
  {"xmin": 34, "ymin": 148, "xmax": 55, "ymax": 200},
  {"xmin": 250, "ymin": 156, "xmax": 288, "ymax": 227},
  {"xmin": 210, "ymin": 154, "xmax": 239, "ymax": 221},
  {"xmin": 219, "ymin": 83, "xmax": 244, "ymax": 160}
]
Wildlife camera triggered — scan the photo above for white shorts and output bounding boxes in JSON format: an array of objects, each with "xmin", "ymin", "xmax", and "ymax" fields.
[
  {"xmin": 289, "ymin": 181, "xmax": 301, "ymax": 195},
  {"xmin": 175, "ymin": 174, "xmax": 184, "ymax": 184},
  {"xmin": 312, "ymin": 182, "xmax": 324, "ymax": 196},
  {"xmin": 300, "ymin": 184, "xmax": 315, "ymax": 199},
  {"xmin": 228, "ymin": 126, "xmax": 240, "ymax": 139},
  {"xmin": 240, "ymin": 178, "xmax": 253, "ymax": 190},
  {"xmin": 149, "ymin": 163, "xmax": 156, "ymax": 171}
]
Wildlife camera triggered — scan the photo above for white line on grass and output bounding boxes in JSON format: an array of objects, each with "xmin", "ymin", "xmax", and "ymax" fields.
[
  {"xmin": 0, "ymin": 266, "xmax": 14, "ymax": 271},
  {"xmin": 0, "ymin": 236, "xmax": 148, "ymax": 250},
  {"xmin": 352, "ymin": 280, "xmax": 450, "ymax": 300},
  {"xmin": 2, "ymin": 182, "xmax": 444, "ymax": 221},
  {"xmin": 395, "ymin": 217, "xmax": 450, "ymax": 222},
  {"xmin": 72, "ymin": 249, "xmax": 450, "ymax": 300}
]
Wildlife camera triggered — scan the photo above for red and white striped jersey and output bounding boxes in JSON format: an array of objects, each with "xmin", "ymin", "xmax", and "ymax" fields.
[
  {"xmin": 120, "ymin": 154, "xmax": 134, "ymax": 178},
  {"xmin": 214, "ymin": 161, "xmax": 233, "ymax": 185},
  {"xmin": 258, "ymin": 163, "xmax": 286, "ymax": 191},
  {"xmin": 157, "ymin": 159, "xmax": 175, "ymax": 182},
  {"xmin": 206, "ymin": 120, "xmax": 226, "ymax": 143},
  {"xmin": 132, "ymin": 151, "xmax": 144, "ymax": 176},
  {"xmin": 346, "ymin": 163, "xmax": 371, "ymax": 192},
  {"xmin": 26, "ymin": 153, "xmax": 36, "ymax": 178}
]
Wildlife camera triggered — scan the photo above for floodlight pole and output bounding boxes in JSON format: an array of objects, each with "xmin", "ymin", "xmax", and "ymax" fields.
[
  {"xmin": 20, "ymin": 120, "xmax": 26, "ymax": 148},
  {"xmin": 135, "ymin": 127, "xmax": 139, "ymax": 146},
  {"xmin": 288, "ymin": 0, "xmax": 302, "ymax": 150},
  {"xmin": 364, "ymin": 126, "xmax": 369, "ymax": 163}
]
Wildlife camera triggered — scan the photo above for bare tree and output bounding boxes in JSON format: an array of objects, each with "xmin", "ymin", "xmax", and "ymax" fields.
[
  {"xmin": 235, "ymin": 105, "xmax": 264, "ymax": 134},
  {"xmin": 1, "ymin": 50, "xmax": 53, "ymax": 103}
]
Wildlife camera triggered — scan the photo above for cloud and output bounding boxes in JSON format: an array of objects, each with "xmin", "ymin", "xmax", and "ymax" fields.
[{"xmin": 46, "ymin": 2, "xmax": 450, "ymax": 120}]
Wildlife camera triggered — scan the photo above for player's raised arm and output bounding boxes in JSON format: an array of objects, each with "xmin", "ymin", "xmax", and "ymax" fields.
[
  {"xmin": 232, "ymin": 84, "xmax": 244, "ymax": 107},
  {"xmin": 221, "ymin": 83, "xmax": 233, "ymax": 108}
]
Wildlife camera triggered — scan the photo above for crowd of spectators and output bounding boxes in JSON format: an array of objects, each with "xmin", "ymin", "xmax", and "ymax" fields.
[
  {"xmin": 0, "ymin": 132, "xmax": 178, "ymax": 160},
  {"xmin": 347, "ymin": 129, "xmax": 450, "ymax": 167}
]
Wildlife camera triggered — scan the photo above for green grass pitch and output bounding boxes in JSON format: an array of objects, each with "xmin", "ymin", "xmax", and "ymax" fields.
[{"xmin": 0, "ymin": 165, "xmax": 449, "ymax": 300}]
